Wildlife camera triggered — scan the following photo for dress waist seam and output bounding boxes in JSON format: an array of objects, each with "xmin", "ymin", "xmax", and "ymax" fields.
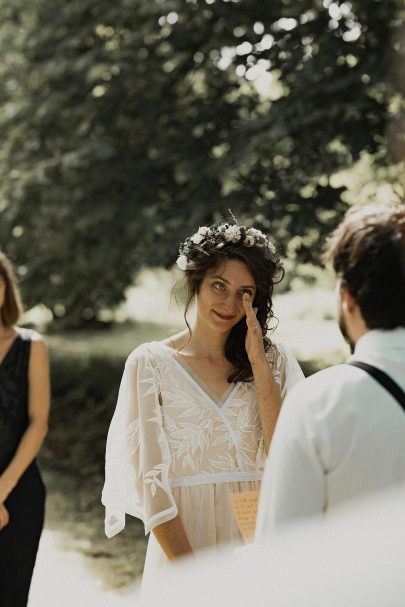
[{"xmin": 169, "ymin": 471, "xmax": 263, "ymax": 488}]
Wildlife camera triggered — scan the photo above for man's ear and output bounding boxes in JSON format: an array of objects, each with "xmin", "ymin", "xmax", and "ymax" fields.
[{"xmin": 340, "ymin": 286, "xmax": 357, "ymax": 314}]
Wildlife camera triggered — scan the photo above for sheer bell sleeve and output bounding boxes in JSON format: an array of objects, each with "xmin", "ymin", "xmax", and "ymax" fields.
[
  {"xmin": 270, "ymin": 342, "xmax": 305, "ymax": 400},
  {"xmin": 102, "ymin": 344, "xmax": 178, "ymax": 538}
]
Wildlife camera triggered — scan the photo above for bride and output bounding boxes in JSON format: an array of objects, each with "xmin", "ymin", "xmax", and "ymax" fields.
[{"xmin": 102, "ymin": 219, "xmax": 303, "ymax": 591}]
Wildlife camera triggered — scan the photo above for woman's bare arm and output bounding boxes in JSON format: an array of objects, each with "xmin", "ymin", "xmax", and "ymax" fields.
[
  {"xmin": 243, "ymin": 294, "xmax": 282, "ymax": 454},
  {"xmin": 251, "ymin": 358, "xmax": 282, "ymax": 454}
]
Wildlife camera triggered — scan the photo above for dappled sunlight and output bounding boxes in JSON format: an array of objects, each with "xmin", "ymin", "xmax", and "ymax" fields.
[
  {"xmin": 273, "ymin": 288, "xmax": 348, "ymax": 362},
  {"xmin": 118, "ymin": 268, "xmax": 186, "ymax": 329}
]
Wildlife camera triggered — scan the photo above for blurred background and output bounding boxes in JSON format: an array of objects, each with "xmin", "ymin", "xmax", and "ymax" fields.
[{"xmin": 0, "ymin": 0, "xmax": 404, "ymax": 603}]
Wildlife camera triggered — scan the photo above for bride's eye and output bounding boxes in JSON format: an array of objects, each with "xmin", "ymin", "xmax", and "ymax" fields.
[{"xmin": 212, "ymin": 281, "xmax": 226, "ymax": 292}]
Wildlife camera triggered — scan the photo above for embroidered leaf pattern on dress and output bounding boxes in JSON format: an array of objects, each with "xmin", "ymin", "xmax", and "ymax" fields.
[
  {"xmin": 103, "ymin": 340, "xmax": 304, "ymax": 540},
  {"xmin": 210, "ymin": 452, "xmax": 240, "ymax": 472},
  {"xmin": 144, "ymin": 463, "xmax": 168, "ymax": 496},
  {"xmin": 111, "ymin": 341, "xmax": 303, "ymax": 531},
  {"xmin": 127, "ymin": 419, "xmax": 140, "ymax": 457}
]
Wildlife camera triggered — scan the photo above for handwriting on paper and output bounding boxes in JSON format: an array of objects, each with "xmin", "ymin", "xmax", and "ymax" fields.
[{"xmin": 230, "ymin": 490, "xmax": 260, "ymax": 543}]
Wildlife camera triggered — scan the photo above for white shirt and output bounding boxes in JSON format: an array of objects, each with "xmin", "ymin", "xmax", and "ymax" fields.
[{"xmin": 256, "ymin": 328, "xmax": 405, "ymax": 538}]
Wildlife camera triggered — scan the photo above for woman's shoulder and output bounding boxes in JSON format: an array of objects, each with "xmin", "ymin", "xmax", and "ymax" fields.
[
  {"xmin": 16, "ymin": 327, "xmax": 46, "ymax": 345},
  {"xmin": 14, "ymin": 328, "xmax": 48, "ymax": 368},
  {"xmin": 125, "ymin": 339, "xmax": 171, "ymax": 366},
  {"xmin": 159, "ymin": 330, "xmax": 189, "ymax": 351},
  {"xmin": 126, "ymin": 330, "xmax": 189, "ymax": 362}
]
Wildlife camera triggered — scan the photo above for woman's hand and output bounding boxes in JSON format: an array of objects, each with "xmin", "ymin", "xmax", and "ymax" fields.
[
  {"xmin": 0, "ymin": 503, "xmax": 9, "ymax": 530},
  {"xmin": 243, "ymin": 294, "xmax": 282, "ymax": 454},
  {"xmin": 0, "ymin": 475, "xmax": 14, "ymax": 505},
  {"xmin": 243, "ymin": 293, "xmax": 267, "ymax": 368}
]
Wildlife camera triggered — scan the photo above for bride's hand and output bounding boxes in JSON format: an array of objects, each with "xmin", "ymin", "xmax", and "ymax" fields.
[{"xmin": 243, "ymin": 294, "xmax": 267, "ymax": 368}]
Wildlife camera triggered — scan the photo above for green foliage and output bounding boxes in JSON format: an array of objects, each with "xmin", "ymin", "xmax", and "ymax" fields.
[
  {"xmin": 43, "ymin": 350, "xmax": 124, "ymax": 475},
  {"xmin": 0, "ymin": 0, "xmax": 403, "ymax": 324}
]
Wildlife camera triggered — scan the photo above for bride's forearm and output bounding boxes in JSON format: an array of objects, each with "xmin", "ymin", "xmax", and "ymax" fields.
[
  {"xmin": 152, "ymin": 515, "xmax": 194, "ymax": 560},
  {"xmin": 253, "ymin": 359, "xmax": 282, "ymax": 455}
]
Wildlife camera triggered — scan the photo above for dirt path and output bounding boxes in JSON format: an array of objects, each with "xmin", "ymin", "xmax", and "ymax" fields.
[{"xmin": 28, "ymin": 469, "xmax": 147, "ymax": 606}]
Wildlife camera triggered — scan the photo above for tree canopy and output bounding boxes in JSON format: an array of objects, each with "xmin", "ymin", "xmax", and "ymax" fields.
[{"xmin": 0, "ymin": 0, "xmax": 403, "ymax": 324}]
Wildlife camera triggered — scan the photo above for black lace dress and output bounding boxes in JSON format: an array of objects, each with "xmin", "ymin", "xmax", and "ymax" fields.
[{"xmin": 0, "ymin": 329, "xmax": 46, "ymax": 606}]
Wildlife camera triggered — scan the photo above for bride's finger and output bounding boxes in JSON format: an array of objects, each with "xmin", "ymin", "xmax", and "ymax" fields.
[
  {"xmin": 247, "ymin": 314, "xmax": 260, "ymax": 329},
  {"xmin": 246, "ymin": 312, "xmax": 259, "ymax": 331},
  {"xmin": 243, "ymin": 294, "xmax": 256, "ymax": 322},
  {"xmin": 243, "ymin": 297, "xmax": 256, "ymax": 320},
  {"xmin": 242, "ymin": 292, "xmax": 252, "ymax": 311}
]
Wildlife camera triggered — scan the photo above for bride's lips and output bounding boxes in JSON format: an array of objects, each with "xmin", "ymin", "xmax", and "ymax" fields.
[{"xmin": 213, "ymin": 310, "xmax": 236, "ymax": 322}]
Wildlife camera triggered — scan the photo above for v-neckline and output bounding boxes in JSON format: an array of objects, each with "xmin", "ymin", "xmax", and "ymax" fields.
[
  {"xmin": 158, "ymin": 342, "xmax": 240, "ymax": 407},
  {"xmin": 0, "ymin": 333, "xmax": 19, "ymax": 367}
]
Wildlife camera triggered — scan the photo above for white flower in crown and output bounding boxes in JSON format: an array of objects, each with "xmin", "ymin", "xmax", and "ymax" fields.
[
  {"xmin": 176, "ymin": 254, "xmax": 189, "ymax": 271},
  {"xmin": 244, "ymin": 235, "xmax": 255, "ymax": 247},
  {"xmin": 224, "ymin": 225, "xmax": 241, "ymax": 243},
  {"xmin": 191, "ymin": 232, "xmax": 204, "ymax": 244},
  {"xmin": 248, "ymin": 227, "xmax": 265, "ymax": 240},
  {"xmin": 267, "ymin": 240, "xmax": 277, "ymax": 254},
  {"xmin": 198, "ymin": 226, "xmax": 210, "ymax": 236}
]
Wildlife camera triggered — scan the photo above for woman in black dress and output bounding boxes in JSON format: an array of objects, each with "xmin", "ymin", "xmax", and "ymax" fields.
[{"xmin": 0, "ymin": 252, "xmax": 50, "ymax": 606}]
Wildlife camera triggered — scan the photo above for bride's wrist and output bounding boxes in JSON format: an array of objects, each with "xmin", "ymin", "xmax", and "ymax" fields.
[{"xmin": 251, "ymin": 356, "xmax": 270, "ymax": 374}]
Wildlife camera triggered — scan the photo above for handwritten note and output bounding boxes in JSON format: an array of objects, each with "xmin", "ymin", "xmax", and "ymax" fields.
[{"xmin": 230, "ymin": 490, "xmax": 260, "ymax": 543}]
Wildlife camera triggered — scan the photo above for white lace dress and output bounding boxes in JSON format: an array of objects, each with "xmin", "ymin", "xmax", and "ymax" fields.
[{"xmin": 102, "ymin": 340, "xmax": 303, "ymax": 589}]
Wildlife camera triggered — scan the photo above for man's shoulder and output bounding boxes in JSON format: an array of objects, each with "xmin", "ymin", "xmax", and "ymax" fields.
[
  {"xmin": 286, "ymin": 362, "xmax": 371, "ymax": 407},
  {"xmin": 304, "ymin": 363, "xmax": 353, "ymax": 386}
]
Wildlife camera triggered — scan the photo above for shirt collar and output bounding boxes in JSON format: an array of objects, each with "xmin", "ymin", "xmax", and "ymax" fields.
[{"xmin": 353, "ymin": 327, "xmax": 405, "ymax": 358}]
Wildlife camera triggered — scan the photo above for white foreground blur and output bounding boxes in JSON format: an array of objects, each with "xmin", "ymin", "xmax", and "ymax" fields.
[
  {"xmin": 29, "ymin": 529, "xmax": 140, "ymax": 607},
  {"xmin": 142, "ymin": 484, "xmax": 405, "ymax": 607}
]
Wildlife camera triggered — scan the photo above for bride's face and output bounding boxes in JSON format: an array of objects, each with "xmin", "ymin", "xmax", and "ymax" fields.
[{"xmin": 196, "ymin": 259, "xmax": 256, "ymax": 333}]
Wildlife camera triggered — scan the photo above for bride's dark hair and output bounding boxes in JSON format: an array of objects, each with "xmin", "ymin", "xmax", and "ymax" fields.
[{"xmin": 183, "ymin": 243, "xmax": 284, "ymax": 383}]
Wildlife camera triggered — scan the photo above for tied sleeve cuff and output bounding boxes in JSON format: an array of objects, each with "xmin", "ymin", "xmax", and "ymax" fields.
[
  {"xmin": 143, "ymin": 505, "xmax": 179, "ymax": 536},
  {"xmin": 104, "ymin": 507, "xmax": 126, "ymax": 539},
  {"xmin": 103, "ymin": 503, "xmax": 179, "ymax": 538}
]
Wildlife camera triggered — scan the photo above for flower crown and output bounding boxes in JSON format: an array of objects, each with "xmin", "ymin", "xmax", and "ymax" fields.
[{"xmin": 176, "ymin": 222, "xmax": 283, "ymax": 277}]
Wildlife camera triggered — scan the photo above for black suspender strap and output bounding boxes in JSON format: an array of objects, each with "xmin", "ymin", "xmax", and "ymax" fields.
[{"xmin": 346, "ymin": 361, "xmax": 405, "ymax": 412}]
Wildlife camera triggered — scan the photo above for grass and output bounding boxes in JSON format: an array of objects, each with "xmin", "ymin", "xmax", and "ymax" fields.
[{"xmin": 45, "ymin": 320, "xmax": 167, "ymax": 360}]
